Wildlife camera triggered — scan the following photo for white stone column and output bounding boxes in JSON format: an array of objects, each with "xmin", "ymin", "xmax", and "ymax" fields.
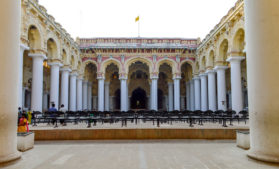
[
  {"xmin": 0, "ymin": 0, "xmax": 21, "ymax": 163},
  {"xmin": 180, "ymin": 96, "xmax": 185, "ymax": 110},
  {"xmin": 245, "ymin": 0, "xmax": 279, "ymax": 162},
  {"xmin": 60, "ymin": 68, "xmax": 71, "ymax": 110},
  {"xmin": 104, "ymin": 82, "xmax": 110, "ymax": 111},
  {"xmin": 168, "ymin": 82, "xmax": 174, "ymax": 111},
  {"xmin": 186, "ymin": 82, "xmax": 191, "ymax": 110},
  {"xmin": 82, "ymin": 80, "xmax": 88, "ymax": 110},
  {"xmin": 194, "ymin": 76, "xmax": 201, "ymax": 110},
  {"xmin": 151, "ymin": 77, "xmax": 158, "ymax": 111},
  {"xmin": 76, "ymin": 77, "xmax": 83, "ymax": 111},
  {"xmin": 173, "ymin": 77, "xmax": 181, "ymax": 111},
  {"xmin": 49, "ymin": 62, "xmax": 61, "ymax": 109},
  {"xmin": 120, "ymin": 78, "xmax": 127, "ymax": 111},
  {"xmin": 87, "ymin": 82, "xmax": 92, "ymax": 111},
  {"xmin": 29, "ymin": 54, "xmax": 46, "ymax": 112},
  {"xmin": 200, "ymin": 74, "xmax": 208, "ymax": 111},
  {"xmin": 69, "ymin": 72, "xmax": 78, "ymax": 111},
  {"xmin": 18, "ymin": 44, "xmax": 29, "ymax": 108},
  {"xmin": 227, "ymin": 56, "xmax": 245, "ymax": 113},
  {"xmin": 93, "ymin": 96, "xmax": 98, "ymax": 110},
  {"xmin": 206, "ymin": 70, "xmax": 217, "ymax": 111},
  {"xmin": 98, "ymin": 78, "xmax": 105, "ymax": 111},
  {"xmin": 214, "ymin": 66, "xmax": 228, "ymax": 111},
  {"xmin": 43, "ymin": 92, "xmax": 48, "ymax": 111},
  {"xmin": 190, "ymin": 80, "xmax": 195, "ymax": 111}
]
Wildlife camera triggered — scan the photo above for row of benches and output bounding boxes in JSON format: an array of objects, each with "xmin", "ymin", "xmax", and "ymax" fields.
[{"xmin": 31, "ymin": 110, "xmax": 249, "ymax": 128}]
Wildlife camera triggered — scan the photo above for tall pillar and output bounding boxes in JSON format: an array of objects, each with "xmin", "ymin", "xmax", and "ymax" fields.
[
  {"xmin": 120, "ymin": 78, "xmax": 127, "ymax": 111},
  {"xmin": 69, "ymin": 72, "xmax": 78, "ymax": 111},
  {"xmin": 186, "ymin": 82, "xmax": 191, "ymax": 110},
  {"xmin": 194, "ymin": 76, "xmax": 201, "ymax": 110},
  {"xmin": 93, "ymin": 96, "xmax": 98, "ymax": 110},
  {"xmin": 173, "ymin": 78, "xmax": 181, "ymax": 111},
  {"xmin": 98, "ymin": 78, "xmax": 105, "ymax": 111},
  {"xmin": 206, "ymin": 70, "xmax": 217, "ymax": 111},
  {"xmin": 214, "ymin": 66, "xmax": 227, "ymax": 111},
  {"xmin": 105, "ymin": 82, "xmax": 110, "ymax": 111},
  {"xmin": 49, "ymin": 62, "xmax": 61, "ymax": 109},
  {"xmin": 168, "ymin": 82, "xmax": 174, "ymax": 111},
  {"xmin": 227, "ymin": 56, "xmax": 245, "ymax": 113},
  {"xmin": 43, "ymin": 92, "xmax": 48, "ymax": 111},
  {"xmin": 180, "ymin": 96, "xmax": 185, "ymax": 110},
  {"xmin": 87, "ymin": 82, "xmax": 92, "ymax": 111},
  {"xmin": 18, "ymin": 44, "xmax": 29, "ymax": 108},
  {"xmin": 0, "ymin": 0, "xmax": 21, "ymax": 163},
  {"xmin": 29, "ymin": 53, "xmax": 46, "ymax": 112},
  {"xmin": 60, "ymin": 68, "xmax": 71, "ymax": 110},
  {"xmin": 190, "ymin": 80, "xmax": 195, "ymax": 111},
  {"xmin": 245, "ymin": 0, "xmax": 279, "ymax": 162},
  {"xmin": 82, "ymin": 80, "xmax": 88, "ymax": 110},
  {"xmin": 200, "ymin": 74, "xmax": 208, "ymax": 111},
  {"xmin": 151, "ymin": 77, "xmax": 158, "ymax": 111},
  {"xmin": 76, "ymin": 77, "xmax": 83, "ymax": 111}
]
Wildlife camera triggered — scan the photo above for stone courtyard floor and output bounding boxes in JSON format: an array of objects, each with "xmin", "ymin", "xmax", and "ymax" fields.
[{"xmin": 1, "ymin": 140, "xmax": 279, "ymax": 169}]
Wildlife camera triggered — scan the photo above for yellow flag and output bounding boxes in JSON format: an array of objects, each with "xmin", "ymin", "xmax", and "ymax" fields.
[{"xmin": 135, "ymin": 16, "xmax": 139, "ymax": 22}]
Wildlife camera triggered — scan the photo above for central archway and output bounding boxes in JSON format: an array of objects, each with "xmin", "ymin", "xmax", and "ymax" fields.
[{"xmin": 131, "ymin": 88, "xmax": 147, "ymax": 109}]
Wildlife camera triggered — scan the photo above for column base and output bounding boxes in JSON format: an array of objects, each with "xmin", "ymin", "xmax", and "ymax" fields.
[
  {"xmin": 247, "ymin": 150, "xmax": 279, "ymax": 163},
  {"xmin": 0, "ymin": 151, "xmax": 21, "ymax": 164}
]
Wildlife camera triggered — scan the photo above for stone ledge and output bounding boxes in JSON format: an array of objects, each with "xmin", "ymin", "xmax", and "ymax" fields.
[{"xmin": 17, "ymin": 132, "xmax": 35, "ymax": 152}]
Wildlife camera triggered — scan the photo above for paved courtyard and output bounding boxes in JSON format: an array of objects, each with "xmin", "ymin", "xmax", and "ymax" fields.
[{"xmin": 1, "ymin": 140, "xmax": 278, "ymax": 169}]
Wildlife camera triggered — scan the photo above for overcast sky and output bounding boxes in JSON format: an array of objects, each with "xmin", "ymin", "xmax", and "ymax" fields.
[{"xmin": 39, "ymin": 0, "xmax": 237, "ymax": 40}]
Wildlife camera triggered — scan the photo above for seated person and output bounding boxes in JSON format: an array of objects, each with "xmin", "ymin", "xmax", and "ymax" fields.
[
  {"xmin": 48, "ymin": 103, "xmax": 57, "ymax": 112},
  {"xmin": 18, "ymin": 113, "xmax": 29, "ymax": 133},
  {"xmin": 59, "ymin": 104, "xmax": 67, "ymax": 126}
]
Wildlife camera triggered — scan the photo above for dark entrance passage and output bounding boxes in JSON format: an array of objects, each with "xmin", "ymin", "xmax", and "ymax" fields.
[
  {"xmin": 115, "ymin": 89, "xmax": 120, "ymax": 110},
  {"xmin": 158, "ymin": 89, "xmax": 163, "ymax": 110},
  {"xmin": 131, "ymin": 88, "xmax": 147, "ymax": 109}
]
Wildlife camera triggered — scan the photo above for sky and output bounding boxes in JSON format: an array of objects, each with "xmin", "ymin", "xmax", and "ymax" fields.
[{"xmin": 39, "ymin": 0, "xmax": 237, "ymax": 40}]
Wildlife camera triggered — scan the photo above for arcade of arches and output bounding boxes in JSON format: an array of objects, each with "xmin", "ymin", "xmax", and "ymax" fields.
[{"xmin": 1, "ymin": 0, "xmax": 279, "ymax": 164}]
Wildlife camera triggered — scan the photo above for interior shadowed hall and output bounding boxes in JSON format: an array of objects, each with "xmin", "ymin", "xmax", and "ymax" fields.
[{"xmin": 0, "ymin": 0, "xmax": 279, "ymax": 168}]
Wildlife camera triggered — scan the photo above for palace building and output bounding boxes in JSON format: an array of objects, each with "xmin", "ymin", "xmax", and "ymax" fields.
[
  {"xmin": 20, "ymin": 0, "xmax": 246, "ymax": 113},
  {"xmin": 1, "ymin": 0, "xmax": 279, "ymax": 165}
]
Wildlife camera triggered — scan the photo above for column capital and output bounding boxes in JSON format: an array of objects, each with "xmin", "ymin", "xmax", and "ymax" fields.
[
  {"xmin": 77, "ymin": 77, "xmax": 83, "ymax": 81},
  {"xmin": 28, "ymin": 53, "xmax": 47, "ymax": 60},
  {"xmin": 226, "ymin": 56, "xmax": 245, "ymax": 63},
  {"xmin": 193, "ymin": 76, "xmax": 200, "ymax": 80},
  {"xmin": 214, "ymin": 66, "xmax": 228, "ymax": 71},
  {"xmin": 199, "ymin": 73, "xmax": 207, "ymax": 77},
  {"xmin": 97, "ymin": 76, "xmax": 105, "ymax": 80},
  {"xmin": 119, "ymin": 77, "xmax": 127, "ymax": 80},
  {"xmin": 150, "ymin": 76, "xmax": 159, "ymax": 80},
  {"xmin": 20, "ymin": 44, "xmax": 29, "ymax": 51},
  {"xmin": 60, "ymin": 67, "xmax": 72, "ymax": 72},
  {"xmin": 70, "ymin": 71, "xmax": 79, "ymax": 76},
  {"xmin": 105, "ymin": 81, "xmax": 110, "ymax": 85},
  {"xmin": 48, "ymin": 61, "xmax": 63, "ymax": 67},
  {"xmin": 173, "ymin": 76, "xmax": 181, "ymax": 80},
  {"xmin": 206, "ymin": 69, "xmax": 216, "ymax": 74}
]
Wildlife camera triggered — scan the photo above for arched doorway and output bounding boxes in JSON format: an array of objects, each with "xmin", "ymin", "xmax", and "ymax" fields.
[{"xmin": 131, "ymin": 88, "xmax": 147, "ymax": 109}]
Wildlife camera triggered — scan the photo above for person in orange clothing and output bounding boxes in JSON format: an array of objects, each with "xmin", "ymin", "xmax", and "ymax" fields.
[{"xmin": 17, "ymin": 113, "xmax": 29, "ymax": 133}]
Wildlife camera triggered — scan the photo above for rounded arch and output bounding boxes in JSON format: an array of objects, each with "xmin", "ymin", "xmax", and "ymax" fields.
[
  {"xmin": 156, "ymin": 58, "xmax": 177, "ymax": 75},
  {"xmin": 179, "ymin": 59, "xmax": 194, "ymax": 73},
  {"xmin": 218, "ymin": 39, "xmax": 229, "ymax": 62},
  {"xmin": 207, "ymin": 50, "xmax": 215, "ymax": 69},
  {"xmin": 199, "ymin": 56, "xmax": 206, "ymax": 72},
  {"xmin": 125, "ymin": 56, "xmax": 153, "ymax": 75},
  {"xmin": 46, "ymin": 38, "xmax": 58, "ymax": 59},
  {"xmin": 62, "ymin": 49, "xmax": 68, "ymax": 64},
  {"xmin": 70, "ymin": 55, "xmax": 76, "ymax": 69},
  {"xmin": 28, "ymin": 25, "xmax": 42, "ymax": 50},
  {"xmin": 100, "ymin": 58, "xmax": 122, "ymax": 74},
  {"xmin": 232, "ymin": 28, "xmax": 245, "ymax": 53},
  {"xmin": 80, "ymin": 60, "xmax": 98, "ymax": 74},
  {"xmin": 195, "ymin": 62, "xmax": 200, "ymax": 74}
]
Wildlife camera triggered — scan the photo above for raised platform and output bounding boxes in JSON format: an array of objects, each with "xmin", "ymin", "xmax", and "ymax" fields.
[{"xmin": 31, "ymin": 128, "xmax": 248, "ymax": 140}]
